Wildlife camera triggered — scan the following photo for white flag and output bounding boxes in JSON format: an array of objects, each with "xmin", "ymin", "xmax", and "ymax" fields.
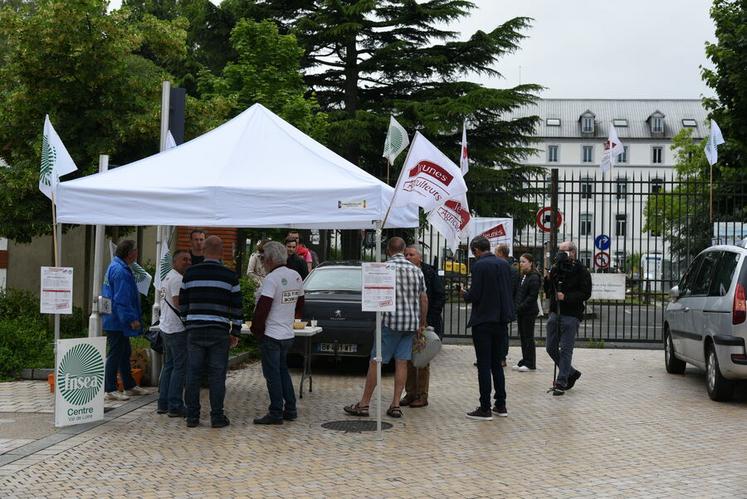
[
  {"xmin": 108, "ymin": 240, "xmax": 151, "ymax": 296},
  {"xmin": 427, "ymin": 193, "xmax": 471, "ymax": 252},
  {"xmin": 165, "ymin": 130, "xmax": 177, "ymax": 150},
  {"xmin": 153, "ymin": 241, "xmax": 172, "ymax": 291},
  {"xmin": 705, "ymin": 120, "xmax": 725, "ymax": 166},
  {"xmin": 460, "ymin": 119, "xmax": 469, "ymax": 175},
  {"xmin": 382, "ymin": 116, "xmax": 409, "ymax": 164},
  {"xmin": 600, "ymin": 124, "xmax": 624, "ymax": 174},
  {"xmin": 391, "ymin": 132, "xmax": 468, "ymax": 213},
  {"xmin": 39, "ymin": 115, "xmax": 78, "ymax": 200}
]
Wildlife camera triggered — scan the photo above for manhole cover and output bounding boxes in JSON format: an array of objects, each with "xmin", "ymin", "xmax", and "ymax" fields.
[{"xmin": 321, "ymin": 420, "xmax": 393, "ymax": 433}]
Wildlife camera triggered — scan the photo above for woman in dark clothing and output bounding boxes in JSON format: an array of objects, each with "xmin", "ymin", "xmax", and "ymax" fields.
[{"xmin": 512, "ymin": 253, "xmax": 541, "ymax": 371}]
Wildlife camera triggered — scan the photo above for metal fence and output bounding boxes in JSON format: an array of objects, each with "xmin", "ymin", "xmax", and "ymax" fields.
[{"xmin": 319, "ymin": 170, "xmax": 747, "ymax": 344}]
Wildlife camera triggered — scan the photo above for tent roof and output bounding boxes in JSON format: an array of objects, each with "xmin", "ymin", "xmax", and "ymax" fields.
[{"xmin": 56, "ymin": 104, "xmax": 417, "ymax": 229}]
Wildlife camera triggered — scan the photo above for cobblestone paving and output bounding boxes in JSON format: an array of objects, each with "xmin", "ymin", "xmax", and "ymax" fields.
[{"xmin": 1, "ymin": 345, "xmax": 746, "ymax": 498}]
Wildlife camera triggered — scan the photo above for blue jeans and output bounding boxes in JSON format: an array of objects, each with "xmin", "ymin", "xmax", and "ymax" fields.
[
  {"xmin": 471, "ymin": 322, "xmax": 507, "ymax": 410},
  {"xmin": 184, "ymin": 328, "xmax": 230, "ymax": 423},
  {"xmin": 104, "ymin": 330, "xmax": 135, "ymax": 393},
  {"xmin": 545, "ymin": 313, "xmax": 580, "ymax": 386},
  {"xmin": 260, "ymin": 337, "xmax": 296, "ymax": 420},
  {"xmin": 158, "ymin": 332, "xmax": 188, "ymax": 413}
]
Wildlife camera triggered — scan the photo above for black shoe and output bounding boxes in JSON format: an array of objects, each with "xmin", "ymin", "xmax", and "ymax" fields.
[
  {"xmin": 156, "ymin": 408, "xmax": 168, "ymax": 415},
  {"xmin": 211, "ymin": 416, "xmax": 230, "ymax": 428},
  {"xmin": 168, "ymin": 409, "xmax": 186, "ymax": 418},
  {"xmin": 282, "ymin": 412, "xmax": 298, "ymax": 421},
  {"xmin": 253, "ymin": 414, "xmax": 283, "ymax": 425},
  {"xmin": 566, "ymin": 370, "xmax": 582, "ymax": 390},
  {"xmin": 466, "ymin": 407, "xmax": 493, "ymax": 421},
  {"xmin": 492, "ymin": 405, "xmax": 508, "ymax": 417},
  {"xmin": 186, "ymin": 419, "xmax": 199, "ymax": 428},
  {"xmin": 552, "ymin": 383, "xmax": 566, "ymax": 396}
]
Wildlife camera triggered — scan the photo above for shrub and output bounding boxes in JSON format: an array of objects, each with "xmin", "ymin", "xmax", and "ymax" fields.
[
  {"xmin": 239, "ymin": 275, "xmax": 258, "ymax": 321},
  {"xmin": 0, "ymin": 318, "xmax": 52, "ymax": 378},
  {"xmin": 0, "ymin": 288, "xmax": 42, "ymax": 322}
]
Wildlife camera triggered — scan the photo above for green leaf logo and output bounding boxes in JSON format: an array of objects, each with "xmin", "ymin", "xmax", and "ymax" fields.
[
  {"xmin": 40, "ymin": 133, "xmax": 57, "ymax": 187},
  {"xmin": 385, "ymin": 126, "xmax": 405, "ymax": 155},
  {"xmin": 159, "ymin": 251, "xmax": 172, "ymax": 280},
  {"xmin": 132, "ymin": 263, "xmax": 148, "ymax": 283},
  {"xmin": 57, "ymin": 343, "xmax": 104, "ymax": 405}
]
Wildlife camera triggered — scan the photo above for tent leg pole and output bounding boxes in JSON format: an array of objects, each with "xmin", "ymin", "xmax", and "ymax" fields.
[
  {"xmin": 88, "ymin": 155, "xmax": 108, "ymax": 338},
  {"xmin": 375, "ymin": 222, "xmax": 383, "ymax": 440}
]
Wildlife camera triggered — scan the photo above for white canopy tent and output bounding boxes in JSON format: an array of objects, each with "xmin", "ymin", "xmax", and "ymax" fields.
[{"xmin": 56, "ymin": 103, "xmax": 417, "ymax": 229}]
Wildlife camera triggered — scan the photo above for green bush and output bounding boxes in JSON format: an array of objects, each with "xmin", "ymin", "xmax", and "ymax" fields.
[
  {"xmin": 239, "ymin": 275, "xmax": 258, "ymax": 321},
  {"xmin": 0, "ymin": 288, "xmax": 42, "ymax": 322},
  {"xmin": 0, "ymin": 318, "xmax": 52, "ymax": 378}
]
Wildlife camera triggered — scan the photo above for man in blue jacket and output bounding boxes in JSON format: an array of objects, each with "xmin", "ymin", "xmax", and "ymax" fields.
[
  {"xmin": 462, "ymin": 236, "xmax": 515, "ymax": 421},
  {"xmin": 102, "ymin": 240, "xmax": 147, "ymax": 401}
]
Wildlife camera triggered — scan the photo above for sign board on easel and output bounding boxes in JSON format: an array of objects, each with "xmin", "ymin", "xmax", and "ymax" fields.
[
  {"xmin": 361, "ymin": 262, "xmax": 396, "ymax": 312},
  {"xmin": 54, "ymin": 337, "xmax": 106, "ymax": 427}
]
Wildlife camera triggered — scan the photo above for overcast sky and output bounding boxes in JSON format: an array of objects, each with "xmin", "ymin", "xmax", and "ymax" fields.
[{"xmin": 463, "ymin": 0, "xmax": 716, "ymax": 99}]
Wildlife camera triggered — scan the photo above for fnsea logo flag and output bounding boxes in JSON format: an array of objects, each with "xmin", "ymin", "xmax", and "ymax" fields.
[
  {"xmin": 382, "ymin": 116, "xmax": 409, "ymax": 165},
  {"xmin": 39, "ymin": 115, "xmax": 78, "ymax": 200}
]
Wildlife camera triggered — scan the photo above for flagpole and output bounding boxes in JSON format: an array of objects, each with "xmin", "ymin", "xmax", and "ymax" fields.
[{"xmin": 51, "ymin": 192, "xmax": 61, "ymax": 352}]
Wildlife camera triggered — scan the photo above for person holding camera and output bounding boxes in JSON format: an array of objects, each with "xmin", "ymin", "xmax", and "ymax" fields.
[{"xmin": 544, "ymin": 241, "xmax": 592, "ymax": 396}]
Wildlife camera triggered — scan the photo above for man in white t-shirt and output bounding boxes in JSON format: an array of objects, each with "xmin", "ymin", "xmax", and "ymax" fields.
[
  {"xmin": 250, "ymin": 241, "xmax": 305, "ymax": 425},
  {"xmin": 157, "ymin": 250, "xmax": 191, "ymax": 417}
]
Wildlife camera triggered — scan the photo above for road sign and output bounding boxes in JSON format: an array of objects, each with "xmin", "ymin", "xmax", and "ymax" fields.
[
  {"xmin": 594, "ymin": 251, "xmax": 610, "ymax": 269},
  {"xmin": 536, "ymin": 207, "xmax": 563, "ymax": 233},
  {"xmin": 594, "ymin": 234, "xmax": 611, "ymax": 251}
]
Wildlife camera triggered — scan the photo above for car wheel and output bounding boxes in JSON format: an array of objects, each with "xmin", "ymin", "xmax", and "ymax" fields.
[
  {"xmin": 705, "ymin": 343, "xmax": 734, "ymax": 402},
  {"xmin": 664, "ymin": 327, "xmax": 686, "ymax": 374}
]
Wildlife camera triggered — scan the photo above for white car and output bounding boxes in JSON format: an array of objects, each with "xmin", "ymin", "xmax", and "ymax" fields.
[{"xmin": 663, "ymin": 241, "xmax": 747, "ymax": 401}]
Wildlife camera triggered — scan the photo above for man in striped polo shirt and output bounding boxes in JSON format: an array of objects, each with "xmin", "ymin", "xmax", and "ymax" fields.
[{"xmin": 179, "ymin": 236, "xmax": 243, "ymax": 428}]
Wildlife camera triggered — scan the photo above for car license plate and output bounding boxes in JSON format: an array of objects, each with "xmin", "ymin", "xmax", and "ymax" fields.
[{"xmin": 318, "ymin": 343, "xmax": 357, "ymax": 353}]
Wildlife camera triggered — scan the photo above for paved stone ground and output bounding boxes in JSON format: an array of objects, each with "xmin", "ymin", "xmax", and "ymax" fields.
[{"xmin": 1, "ymin": 345, "xmax": 746, "ymax": 498}]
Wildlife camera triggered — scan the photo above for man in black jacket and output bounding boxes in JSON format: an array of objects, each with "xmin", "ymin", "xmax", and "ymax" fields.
[
  {"xmin": 543, "ymin": 240, "xmax": 592, "ymax": 395},
  {"xmin": 285, "ymin": 237, "xmax": 309, "ymax": 280},
  {"xmin": 400, "ymin": 245, "xmax": 445, "ymax": 408},
  {"xmin": 462, "ymin": 236, "xmax": 515, "ymax": 420}
]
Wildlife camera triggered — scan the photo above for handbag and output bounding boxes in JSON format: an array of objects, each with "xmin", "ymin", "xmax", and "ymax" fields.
[
  {"xmin": 412, "ymin": 326, "xmax": 442, "ymax": 368},
  {"xmin": 145, "ymin": 326, "xmax": 164, "ymax": 354}
]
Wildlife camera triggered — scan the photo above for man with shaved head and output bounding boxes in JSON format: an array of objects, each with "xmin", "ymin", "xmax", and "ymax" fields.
[
  {"xmin": 344, "ymin": 237, "xmax": 428, "ymax": 419},
  {"xmin": 179, "ymin": 235, "xmax": 243, "ymax": 428}
]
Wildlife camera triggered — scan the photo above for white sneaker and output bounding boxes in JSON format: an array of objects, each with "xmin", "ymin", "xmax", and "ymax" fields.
[
  {"xmin": 124, "ymin": 386, "xmax": 148, "ymax": 396},
  {"xmin": 105, "ymin": 391, "xmax": 130, "ymax": 401},
  {"xmin": 511, "ymin": 364, "xmax": 522, "ymax": 371},
  {"xmin": 517, "ymin": 365, "xmax": 531, "ymax": 372}
]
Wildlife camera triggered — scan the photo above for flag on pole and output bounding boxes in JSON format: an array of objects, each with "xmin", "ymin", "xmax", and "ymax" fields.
[
  {"xmin": 39, "ymin": 115, "xmax": 78, "ymax": 200},
  {"xmin": 153, "ymin": 242, "xmax": 172, "ymax": 291},
  {"xmin": 460, "ymin": 119, "xmax": 469, "ymax": 175},
  {"xmin": 705, "ymin": 119, "xmax": 725, "ymax": 166},
  {"xmin": 391, "ymin": 132, "xmax": 468, "ymax": 213},
  {"xmin": 382, "ymin": 116, "xmax": 409, "ymax": 164},
  {"xmin": 165, "ymin": 130, "xmax": 177, "ymax": 150},
  {"xmin": 427, "ymin": 193, "xmax": 471, "ymax": 252},
  {"xmin": 600, "ymin": 124, "xmax": 624, "ymax": 174},
  {"xmin": 108, "ymin": 240, "xmax": 152, "ymax": 296}
]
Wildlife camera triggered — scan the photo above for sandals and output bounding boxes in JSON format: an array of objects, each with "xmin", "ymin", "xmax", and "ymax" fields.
[
  {"xmin": 343, "ymin": 403, "xmax": 369, "ymax": 417},
  {"xmin": 386, "ymin": 406, "xmax": 402, "ymax": 418}
]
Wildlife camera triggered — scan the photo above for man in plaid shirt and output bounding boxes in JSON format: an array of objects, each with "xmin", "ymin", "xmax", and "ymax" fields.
[{"xmin": 344, "ymin": 237, "xmax": 428, "ymax": 419}]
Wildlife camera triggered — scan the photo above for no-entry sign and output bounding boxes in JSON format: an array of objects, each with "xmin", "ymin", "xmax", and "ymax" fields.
[{"xmin": 536, "ymin": 207, "xmax": 563, "ymax": 233}]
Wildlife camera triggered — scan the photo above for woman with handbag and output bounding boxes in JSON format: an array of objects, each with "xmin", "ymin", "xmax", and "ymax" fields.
[{"xmin": 512, "ymin": 253, "xmax": 541, "ymax": 372}]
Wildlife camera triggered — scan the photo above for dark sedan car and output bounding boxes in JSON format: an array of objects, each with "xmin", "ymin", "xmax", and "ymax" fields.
[{"xmin": 297, "ymin": 262, "xmax": 375, "ymax": 359}]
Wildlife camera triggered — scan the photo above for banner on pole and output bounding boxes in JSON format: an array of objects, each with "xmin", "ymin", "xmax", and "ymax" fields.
[
  {"xmin": 467, "ymin": 217, "xmax": 513, "ymax": 257},
  {"xmin": 54, "ymin": 337, "xmax": 106, "ymax": 427}
]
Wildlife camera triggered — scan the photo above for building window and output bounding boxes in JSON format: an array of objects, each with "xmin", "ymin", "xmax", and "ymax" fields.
[
  {"xmin": 581, "ymin": 177, "xmax": 593, "ymax": 199},
  {"xmin": 546, "ymin": 118, "xmax": 561, "ymax": 126},
  {"xmin": 613, "ymin": 119, "xmax": 628, "ymax": 127},
  {"xmin": 582, "ymin": 145, "xmax": 594, "ymax": 163},
  {"xmin": 580, "ymin": 213, "xmax": 593, "ymax": 236},
  {"xmin": 652, "ymin": 146, "xmax": 663, "ymax": 164},
  {"xmin": 617, "ymin": 145, "xmax": 628, "ymax": 163},
  {"xmin": 579, "ymin": 251, "xmax": 592, "ymax": 268},
  {"xmin": 615, "ymin": 214, "xmax": 627, "ymax": 236},
  {"xmin": 616, "ymin": 177, "xmax": 628, "ymax": 199},
  {"xmin": 582, "ymin": 117, "xmax": 594, "ymax": 133},
  {"xmin": 652, "ymin": 116, "xmax": 663, "ymax": 133},
  {"xmin": 548, "ymin": 145, "xmax": 559, "ymax": 163},
  {"xmin": 651, "ymin": 178, "xmax": 664, "ymax": 194}
]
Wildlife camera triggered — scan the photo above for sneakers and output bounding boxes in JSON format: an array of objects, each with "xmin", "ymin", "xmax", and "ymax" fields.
[
  {"xmin": 254, "ymin": 414, "xmax": 283, "ymax": 425},
  {"xmin": 211, "ymin": 416, "xmax": 230, "ymax": 428},
  {"xmin": 168, "ymin": 409, "xmax": 187, "ymax": 418},
  {"xmin": 156, "ymin": 408, "xmax": 168, "ymax": 414},
  {"xmin": 492, "ymin": 405, "xmax": 508, "ymax": 417},
  {"xmin": 566, "ymin": 370, "xmax": 582, "ymax": 390},
  {"xmin": 552, "ymin": 383, "xmax": 566, "ymax": 396},
  {"xmin": 516, "ymin": 365, "xmax": 531, "ymax": 372},
  {"xmin": 105, "ymin": 391, "xmax": 130, "ymax": 401},
  {"xmin": 282, "ymin": 412, "xmax": 298, "ymax": 421},
  {"xmin": 466, "ymin": 407, "xmax": 493, "ymax": 421},
  {"xmin": 124, "ymin": 386, "xmax": 148, "ymax": 396},
  {"xmin": 186, "ymin": 419, "xmax": 199, "ymax": 428}
]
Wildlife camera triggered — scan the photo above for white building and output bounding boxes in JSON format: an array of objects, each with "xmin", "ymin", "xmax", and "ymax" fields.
[{"xmin": 511, "ymin": 99, "xmax": 708, "ymax": 272}]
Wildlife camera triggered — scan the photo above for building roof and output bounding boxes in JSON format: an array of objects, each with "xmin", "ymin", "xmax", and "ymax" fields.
[{"xmin": 508, "ymin": 99, "xmax": 709, "ymax": 140}]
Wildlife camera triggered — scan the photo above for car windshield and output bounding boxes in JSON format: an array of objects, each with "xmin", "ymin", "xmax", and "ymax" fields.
[{"xmin": 304, "ymin": 267, "xmax": 362, "ymax": 292}]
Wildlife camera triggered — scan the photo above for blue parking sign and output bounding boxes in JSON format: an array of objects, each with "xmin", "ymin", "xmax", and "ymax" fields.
[{"xmin": 595, "ymin": 234, "xmax": 611, "ymax": 251}]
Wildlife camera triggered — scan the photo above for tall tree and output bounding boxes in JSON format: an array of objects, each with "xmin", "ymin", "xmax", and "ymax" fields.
[
  {"xmin": 0, "ymin": 0, "xmax": 185, "ymax": 242},
  {"xmin": 702, "ymin": 0, "xmax": 747, "ymax": 182}
]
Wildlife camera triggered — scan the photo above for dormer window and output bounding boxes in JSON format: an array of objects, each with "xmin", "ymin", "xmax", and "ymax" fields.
[
  {"xmin": 579, "ymin": 110, "xmax": 596, "ymax": 134},
  {"xmin": 647, "ymin": 111, "xmax": 666, "ymax": 136}
]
